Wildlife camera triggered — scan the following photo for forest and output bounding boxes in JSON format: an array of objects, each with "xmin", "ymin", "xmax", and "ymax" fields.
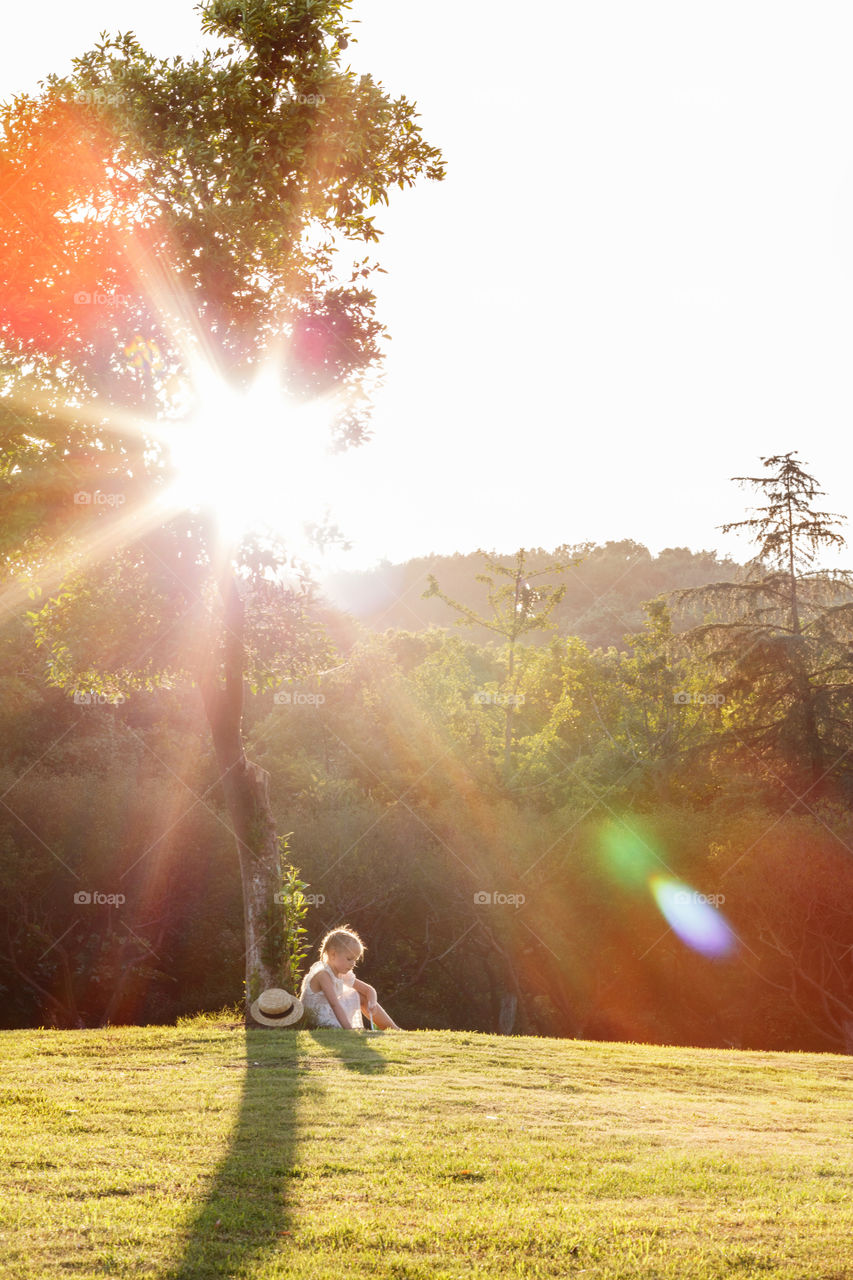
[
  {"xmin": 1, "ymin": 3, "xmax": 852, "ymax": 1054},
  {"xmin": 3, "ymin": 455, "xmax": 853, "ymax": 1052}
]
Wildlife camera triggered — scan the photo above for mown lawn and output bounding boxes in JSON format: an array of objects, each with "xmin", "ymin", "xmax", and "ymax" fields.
[{"xmin": 1, "ymin": 1023, "xmax": 852, "ymax": 1278}]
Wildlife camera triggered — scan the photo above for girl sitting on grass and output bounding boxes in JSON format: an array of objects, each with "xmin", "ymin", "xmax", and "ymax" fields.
[{"xmin": 299, "ymin": 925, "xmax": 401, "ymax": 1030}]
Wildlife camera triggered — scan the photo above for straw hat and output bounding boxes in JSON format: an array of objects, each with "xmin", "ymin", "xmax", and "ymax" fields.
[{"xmin": 249, "ymin": 987, "xmax": 304, "ymax": 1028}]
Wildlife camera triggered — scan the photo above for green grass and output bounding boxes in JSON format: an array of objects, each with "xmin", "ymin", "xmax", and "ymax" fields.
[{"xmin": 1, "ymin": 1024, "xmax": 852, "ymax": 1279}]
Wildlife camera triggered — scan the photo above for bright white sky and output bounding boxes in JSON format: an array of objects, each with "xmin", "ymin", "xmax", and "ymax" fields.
[{"xmin": 3, "ymin": 1, "xmax": 853, "ymax": 579}]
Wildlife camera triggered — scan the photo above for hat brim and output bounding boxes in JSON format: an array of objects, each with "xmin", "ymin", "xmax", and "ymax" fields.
[{"xmin": 249, "ymin": 992, "xmax": 304, "ymax": 1028}]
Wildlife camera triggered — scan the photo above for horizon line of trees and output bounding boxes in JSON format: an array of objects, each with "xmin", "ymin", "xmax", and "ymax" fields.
[{"xmin": 319, "ymin": 540, "xmax": 753, "ymax": 652}]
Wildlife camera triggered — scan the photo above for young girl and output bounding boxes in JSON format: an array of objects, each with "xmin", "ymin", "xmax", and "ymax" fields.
[{"xmin": 299, "ymin": 925, "xmax": 401, "ymax": 1029}]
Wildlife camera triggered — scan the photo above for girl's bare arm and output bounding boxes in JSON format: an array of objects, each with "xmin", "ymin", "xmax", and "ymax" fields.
[
  {"xmin": 351, "ymin": 976, "xmax": 377, "ymax": 1003},
  {"xmin": 314, "ymin": 970, "xmax": 355, "ymax": 1028}
]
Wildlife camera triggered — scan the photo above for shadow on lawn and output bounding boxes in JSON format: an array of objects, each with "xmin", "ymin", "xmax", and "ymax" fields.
[{"xmin": 165, "ymin": 1029, "xmax": 386, "ymax": 1279}]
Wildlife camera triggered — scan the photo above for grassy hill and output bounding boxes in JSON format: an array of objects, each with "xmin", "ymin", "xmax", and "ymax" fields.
[{"xmin": 2, "ymin": 1022, "xmax": 852, "ymax": 1279}]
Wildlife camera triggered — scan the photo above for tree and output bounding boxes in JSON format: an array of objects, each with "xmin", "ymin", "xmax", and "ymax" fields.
[
  {"xmin": 421, "ymin": 548, "xmax": 580, "ymax": 1035},
  {"xmin": 670, "ymin": 453, "xmax": 853, "ymax": 801},
  {"xmin": 423, "ymin": 548, "xmax": 578, "ymax": 780},
  {"xmin": 0, "ymin": 0, "xmax": 444, "ymax": 1022}
]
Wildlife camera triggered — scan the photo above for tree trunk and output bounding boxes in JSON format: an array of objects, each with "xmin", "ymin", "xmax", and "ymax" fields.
[
  {"xmin": 503, "ymin": 637, "xmax": 515, "ymax": 780},
  {"xmin": 480, "ymin": 922, "xmax": 523, "ymax": 1034},
  {"xmin": 786, "ymin": 507, "xmax": 825, "ymax": 795},
  {"xmin": 498, "ymin": 992, "xmax": 517, "ymax": 1035},
  {"xmin": 201, "ymin": 570, "xmax": 284, "ymax": 1024},
  {"xmin": 790, "ymin": 652, "xmax": 825, "ymax": 798}
]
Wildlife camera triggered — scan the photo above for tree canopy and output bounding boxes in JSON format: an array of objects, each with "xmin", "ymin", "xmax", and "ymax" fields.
[{"xmin": 0, "ymin": 0, "xmax": 445, "ymax": 1014}]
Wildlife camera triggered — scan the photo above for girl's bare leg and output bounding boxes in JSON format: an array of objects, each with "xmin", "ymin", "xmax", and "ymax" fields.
[{"xmin": 360, "ymin": 998, "xmax": 400, "ymax": 1030}]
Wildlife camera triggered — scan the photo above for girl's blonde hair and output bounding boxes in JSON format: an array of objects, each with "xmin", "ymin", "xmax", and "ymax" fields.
[{"xmin": 319, "ymin": 924, "xmax": 365, "ymax": 963}]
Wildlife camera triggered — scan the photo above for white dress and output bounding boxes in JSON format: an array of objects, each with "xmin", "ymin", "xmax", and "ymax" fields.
[{"xmin": 299, "ymin": 960, "xmax": 364, "ymax": 1028}]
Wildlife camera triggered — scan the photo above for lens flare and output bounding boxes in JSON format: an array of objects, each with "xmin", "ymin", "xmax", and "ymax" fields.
[
  {"xmin": 649, "ymin": 875, "xmax": 736, "ymax": 958},
  {"xmin": 598, "ymin": 822, "xmax": 738, "ymax": 960},
  {"xmin": 599, "ymin": 822, "xmax": 660, "ymax": 889}
]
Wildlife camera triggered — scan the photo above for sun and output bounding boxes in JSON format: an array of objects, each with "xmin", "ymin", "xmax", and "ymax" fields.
[{"xmin": 160, "ymin": 361, "xmax": 345, "ymax": 554}]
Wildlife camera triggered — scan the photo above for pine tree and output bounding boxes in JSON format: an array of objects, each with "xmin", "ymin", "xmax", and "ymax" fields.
[{"xmin": 670, "ymin": 453, "xmax": 853, "ymax": 801}]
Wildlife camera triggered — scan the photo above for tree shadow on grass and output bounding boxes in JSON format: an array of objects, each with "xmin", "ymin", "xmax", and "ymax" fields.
[{"xmin": 164, "ymin": 1028, "xmax": 386, "ymax": 1279}]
